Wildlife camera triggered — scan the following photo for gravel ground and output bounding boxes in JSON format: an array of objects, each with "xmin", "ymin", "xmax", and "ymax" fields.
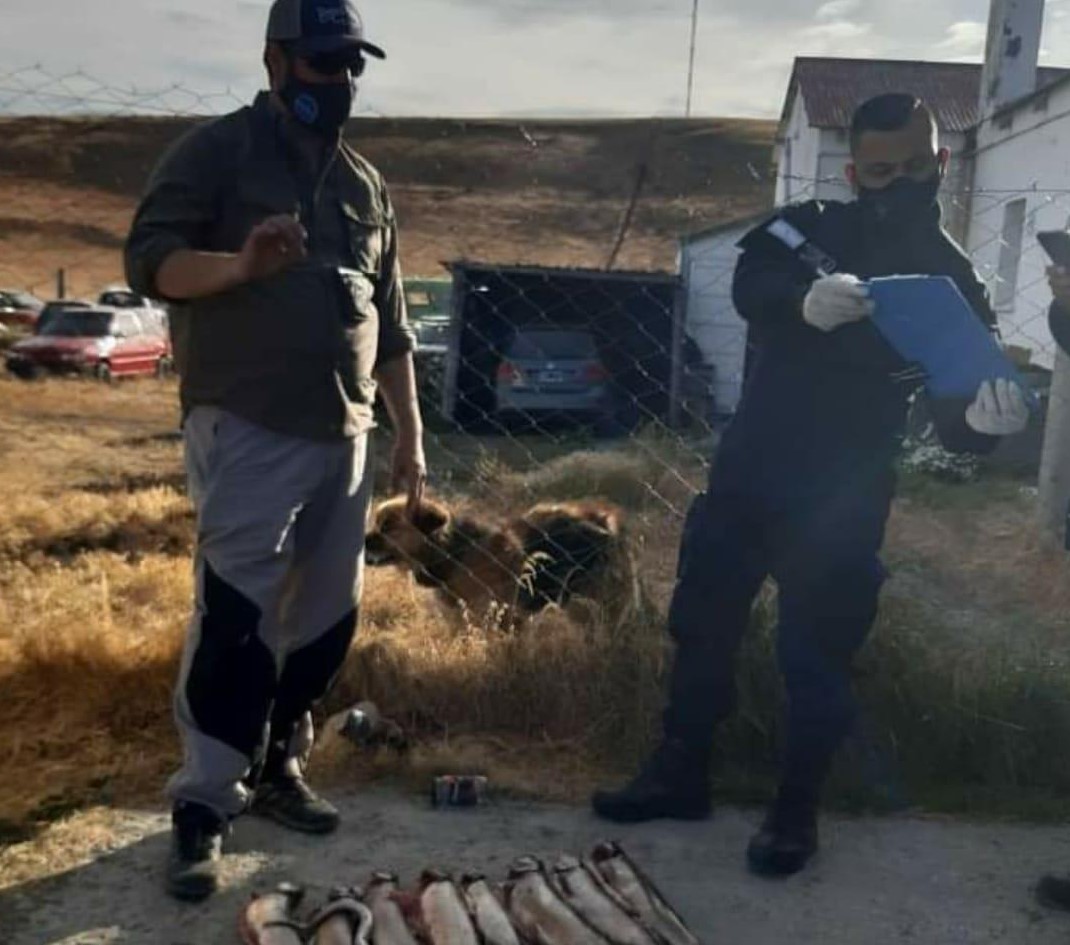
[{"xmin": 5, "ymin": 790, "xmax": 1070, "ymax": 944}]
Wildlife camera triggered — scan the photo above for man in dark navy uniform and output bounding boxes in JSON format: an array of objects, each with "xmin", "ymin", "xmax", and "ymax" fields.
[{"xmin": 592, "ymin": 93, "xmax": 1029, "ymax": 876}]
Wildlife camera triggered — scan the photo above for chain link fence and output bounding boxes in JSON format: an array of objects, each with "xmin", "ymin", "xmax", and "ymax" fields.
[{"xmin": 1, "ymin": 65, "xmax": 1068, "ymax": 591}]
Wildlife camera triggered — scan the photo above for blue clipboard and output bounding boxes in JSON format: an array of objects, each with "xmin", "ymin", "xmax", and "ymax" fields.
[{"xmin": 866, "ymin": 275, "xmax": 1037, "ymax": 408}]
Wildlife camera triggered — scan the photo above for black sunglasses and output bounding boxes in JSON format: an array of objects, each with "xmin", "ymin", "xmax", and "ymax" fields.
[{"xmin": 305, "ymin": 49, "xmax": 366, "ymax": 78}]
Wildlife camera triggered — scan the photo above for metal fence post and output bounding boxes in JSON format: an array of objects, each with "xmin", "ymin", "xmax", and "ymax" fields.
[
  {"xmin": 669, "ymin": 280, "xmax": 687, "ymax": 430},
  {"xmin": 1039, "ymin": 348, "xmax": 1070, "ymax": 542}
]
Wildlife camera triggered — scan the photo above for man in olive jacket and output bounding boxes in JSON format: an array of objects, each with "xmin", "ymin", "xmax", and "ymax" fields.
[{"xmin": 125, "ymin": 0, "xmax": 425, "ymax": 902}]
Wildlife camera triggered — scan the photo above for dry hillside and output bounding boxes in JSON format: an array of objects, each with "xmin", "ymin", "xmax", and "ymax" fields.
[{"xmin": 0, "ymin": 114, "xmax": 776, "ymax": 297}]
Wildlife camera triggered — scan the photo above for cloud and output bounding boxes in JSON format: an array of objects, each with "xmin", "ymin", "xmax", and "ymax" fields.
[
  {"xmin": 0, "ymin": 0, "xmax": 1068, "ymax": 119},
  {"xmin": 442, "ymin": 0, "xmax": 680, "ymax": 25},
  {"xmin": 801, "ymin": 19, "xmax": 872, "ymax": 42},
  {"xmin": 816, "ymin": 0, "xmax": 863, "ymax": 20},
  {"xmin": 932, "ymin": 20, "xmax": 987, "ymax": 59},
  {"xmin": 164, "ymin": 10, "xmax": 218, "ymax": 29}
]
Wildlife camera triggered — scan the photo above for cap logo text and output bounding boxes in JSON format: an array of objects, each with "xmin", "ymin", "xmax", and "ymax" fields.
[{"xmin": 316, "ymin": 6, "xmax": 348, "ymax": 25}]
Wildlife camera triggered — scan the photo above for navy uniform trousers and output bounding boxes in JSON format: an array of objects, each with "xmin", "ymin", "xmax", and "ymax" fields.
[{"xmin": 662, "ymin": 473, "xmax": 891, "ymax": 794}]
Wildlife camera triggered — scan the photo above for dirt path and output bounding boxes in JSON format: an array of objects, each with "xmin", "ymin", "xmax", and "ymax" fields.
[{"xmin": 5, "ymin": 790, "xmax": 1070, "ymax": 944}]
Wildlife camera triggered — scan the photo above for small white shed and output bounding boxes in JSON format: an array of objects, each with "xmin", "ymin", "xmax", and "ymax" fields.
[{"xmin": 678, "ymin": 214, "xmax": 767, "ymax": 417}]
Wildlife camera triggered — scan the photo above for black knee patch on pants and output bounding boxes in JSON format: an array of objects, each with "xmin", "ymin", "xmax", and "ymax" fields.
[
  {"xmin": 186, "ymin": 562, "xmax": 276, "ymax": 757},
  {"xmin": 269, "ymin": 608, "xmax": 359, "ymax": 744}
]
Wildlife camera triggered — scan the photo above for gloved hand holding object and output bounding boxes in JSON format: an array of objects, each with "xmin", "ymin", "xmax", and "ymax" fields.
[
  {"xmin": 802, "ymin": 274, "xmax": 876, "ymax": 332},
  {"xmin": 965, "ymin": 378, "xmax": 1030, "ymax": 436}
]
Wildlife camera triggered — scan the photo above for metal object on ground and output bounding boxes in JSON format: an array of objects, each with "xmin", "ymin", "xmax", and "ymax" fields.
[
  {"xmin": 431, "ymin": 775, "xmax": 488, "ymax": 808},
  {"xmin": 336, "ymin": 701, "xmax": 409, "ymax": 752},
  {"xmin": 339, "ymin": 702, "xmax": 382, "ymax": 744}
]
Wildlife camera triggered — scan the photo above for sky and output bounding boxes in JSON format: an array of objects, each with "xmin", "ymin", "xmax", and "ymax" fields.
[{"xmin": 0, "ymin": 0, "xmax": 1069, "ymax": 118}]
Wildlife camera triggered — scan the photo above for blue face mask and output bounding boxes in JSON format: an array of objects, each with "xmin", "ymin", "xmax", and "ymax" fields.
[{"xmin": 281, "ymin": 76, "xmax": 353, "ymax": 137}]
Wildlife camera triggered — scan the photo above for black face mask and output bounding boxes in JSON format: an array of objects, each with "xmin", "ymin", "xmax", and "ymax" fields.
[
  {"xmin": 280, "ymin": 76, "xmax": 353, "ymax": 138},
  {"xmin": 857, "ymin": 171, "xmax": 943, "ymax": 229}
]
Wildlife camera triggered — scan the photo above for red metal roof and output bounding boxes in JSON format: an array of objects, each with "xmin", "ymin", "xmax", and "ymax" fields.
[{"xmin": 782, "ymin": 57, "xmax": 1070, "ymax": 134}]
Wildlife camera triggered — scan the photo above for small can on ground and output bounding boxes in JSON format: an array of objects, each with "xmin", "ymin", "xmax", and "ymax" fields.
[{"xmin": 431, "ymin": 775, "xmax": 489, "ymax": 808}]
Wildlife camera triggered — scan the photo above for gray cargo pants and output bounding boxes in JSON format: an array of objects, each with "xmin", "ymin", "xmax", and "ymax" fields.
[{"xmin": 168, "ymin": 406, "xmax": 371, "ymax": 818}]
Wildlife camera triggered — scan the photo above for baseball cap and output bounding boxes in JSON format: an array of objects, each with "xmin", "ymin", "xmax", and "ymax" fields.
[{"xmin": 267, "ymin": 0, "xmax": 386, "ymax": 61}]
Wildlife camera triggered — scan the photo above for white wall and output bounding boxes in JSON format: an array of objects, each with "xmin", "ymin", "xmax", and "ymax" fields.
[
  {"xmin": 775, "ymin": 93, "xmax": 822, "ymax": 206},
  {"xmin": 967, "ymin": 81, "xmax": 1070, "ymax": 367},
  {"xmin": 680, "ymin": 221, "xmax": 753, "ymax": 415}
]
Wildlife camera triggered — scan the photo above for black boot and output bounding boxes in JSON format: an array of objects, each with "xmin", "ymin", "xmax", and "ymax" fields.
[
  {"xmin": 746, "ymin": 787, "xmax": 819, "ymax": 878},
  {"xmin": 591, "ymin": 738, "xmax": 712, "ymax": 824},
  {"xmin": 1036, "ymin": 874, "xmax": 1070, "ymax": 911},
  {"xmin": 166, "ymin": 801, "xmax": 226, "ymax": 902}
]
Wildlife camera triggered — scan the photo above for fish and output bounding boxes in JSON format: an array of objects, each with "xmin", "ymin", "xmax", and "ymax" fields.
[
  {"xmin": 548, "ymin": 855, "xmax": 659, "ymax": 945},
  {"xmin": 238, "ymin": 882, "xmax": 306, "ymax": 945},
  {"xmin": 590, "ymin": 842, "xmax": 701, "ymax": 945},
  {"xmin": 365, "ymin": 872, "xmax": 423, "ymax": 945},
  {"xmin": 503, "ymin": 856, "xmax": 608, "ymax": 945},
  {"xmin": 461, "ymin": 871, "xmax": 523, "ymax": 945},
  {"xmin": 421, "ymin": 869, "xmax": 481, "ymax": 945},
  {"xmin": 309, "ymin": 887, "xmax": 374, "ymax": 945}
]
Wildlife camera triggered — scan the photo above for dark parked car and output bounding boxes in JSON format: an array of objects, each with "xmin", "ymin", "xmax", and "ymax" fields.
[
  {"xmin": 495, "ymin": 328, "xmax": 613, "ymax": 423},
  {"xmin": 0, "ymin": 289, "xmax": 45, "ymax": 330},
  {"xmin": 5, "ymin": 306, "xmax": 172, "ymax": 381}
]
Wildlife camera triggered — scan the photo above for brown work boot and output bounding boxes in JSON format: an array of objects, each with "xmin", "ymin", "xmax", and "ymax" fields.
[{"xmin": 252, "ymin": 775, "xmax": 340, "ymax": 834}]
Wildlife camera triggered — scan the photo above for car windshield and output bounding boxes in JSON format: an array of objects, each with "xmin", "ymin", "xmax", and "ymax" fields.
[
  {"xmin": 507, "ymin": 331, "xmax": 597, "ymax": 360},
  {"xmin": 39, "ymin": 311, "xmax": 113, "ymax": 338}
]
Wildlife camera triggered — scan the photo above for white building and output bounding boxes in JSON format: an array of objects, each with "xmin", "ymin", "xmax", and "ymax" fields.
[
  {"xmin": 963, "ymin": 0, "xmax": 1070, "ymax": 367},
  {"xmin": 679, "ymin": 214, "xmax": 764, "ymax": 416},
  {"xmin": 681, "ymin": 0, "xmax": 1069, "ymax": 414}
]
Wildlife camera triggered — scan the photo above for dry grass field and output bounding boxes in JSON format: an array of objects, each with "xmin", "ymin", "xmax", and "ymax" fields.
[
  {"xmin": 0, "ymin": 114, "xmax": 777, "ymax": 298},
  {"xmin": 0, "ymin": 375, "xmax": 700, "ymax": 845}
]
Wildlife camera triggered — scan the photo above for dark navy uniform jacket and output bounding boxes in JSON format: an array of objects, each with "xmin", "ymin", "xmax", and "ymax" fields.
[
  {"xmin": 715, "ymin": 198, "xmax": 1000, "ymax": 500},
  {"xmin": 1050, "ymin": 302, "xmax": 1070, "ymax": 355}
]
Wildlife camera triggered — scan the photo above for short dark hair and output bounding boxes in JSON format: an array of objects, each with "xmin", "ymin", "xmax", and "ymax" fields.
[{"xmin": 849, "ymin": 93, "xmax": 935, "ymax": 152}]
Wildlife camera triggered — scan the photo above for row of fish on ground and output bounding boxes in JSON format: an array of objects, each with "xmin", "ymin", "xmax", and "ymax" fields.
[{"xmin": 239, "ymin": 840, "xmax": 703, "ymax": 945}]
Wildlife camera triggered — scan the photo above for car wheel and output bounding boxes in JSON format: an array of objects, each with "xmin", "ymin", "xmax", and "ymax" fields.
[
  {"xmin": 9, "ymin": 362, "xmax": 39, "ymax": 381},
  {"xmin": 95, "ymin": 361, "xmax": 113, "ymax": 384}
]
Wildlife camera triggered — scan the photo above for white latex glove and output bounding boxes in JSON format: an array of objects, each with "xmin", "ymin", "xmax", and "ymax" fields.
[
  {"xmin": 965, "ymin": 378, "xmax": 1030, "ymax": 436},
  {"xmin": 802, "ymin": 273, "xmax": 876, "ymax": 332}
]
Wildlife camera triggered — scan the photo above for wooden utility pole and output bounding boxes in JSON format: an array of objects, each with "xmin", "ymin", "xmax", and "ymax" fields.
[{"xmin": 685, "ymin": 0, "xmax": 699, "ymax": 118}]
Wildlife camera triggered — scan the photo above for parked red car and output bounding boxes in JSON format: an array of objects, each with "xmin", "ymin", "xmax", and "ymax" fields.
[
  {"xmin": 5, "ymin": 306, "xmax": 172, "ymax": 381},
  {"xmin": 0, "ymin": 289, "xmax": 45, "ymax": 330}
]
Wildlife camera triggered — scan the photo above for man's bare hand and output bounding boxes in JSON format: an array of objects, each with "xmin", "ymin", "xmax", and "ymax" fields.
[
  {"xmin": 1048, "ymin": 265, "xmax": 1070, "ymax": 311},
  {"xmin": 237, "ymin": 215, "xmax": 308, "ymax": 283},
  {"xmin": 390, "ymin": 432, "xmax": 427, "ymax": 514}
]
